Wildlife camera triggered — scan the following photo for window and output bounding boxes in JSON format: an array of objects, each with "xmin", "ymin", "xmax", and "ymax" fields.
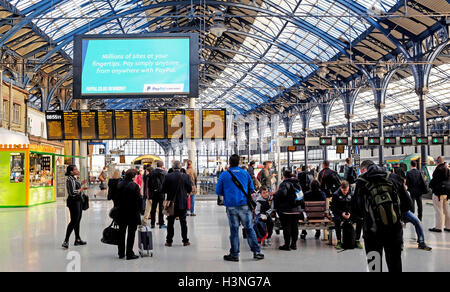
[
  {"xmin": 3, "ymin": 101, "xmax": 8, "ymax": 121},
  {"xmin": 13, "ymin": 104, "xmax": 20, "ymax": 124}
]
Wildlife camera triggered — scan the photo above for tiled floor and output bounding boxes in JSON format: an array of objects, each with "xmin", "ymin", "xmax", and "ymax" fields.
[{"xmin": 0, "ymin": 199, "xmax": 449, "ymax": 272}]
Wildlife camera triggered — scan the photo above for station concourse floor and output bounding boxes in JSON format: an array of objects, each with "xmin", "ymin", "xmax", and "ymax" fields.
[{"xmin": 0, "ymin": 198, "xmax": 449, "ymax": 272}]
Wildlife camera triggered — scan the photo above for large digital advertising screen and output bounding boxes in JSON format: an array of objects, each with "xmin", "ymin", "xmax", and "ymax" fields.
[{"xmin": 73, "ymin": 33, "xmax": 199, "ymax": 99}]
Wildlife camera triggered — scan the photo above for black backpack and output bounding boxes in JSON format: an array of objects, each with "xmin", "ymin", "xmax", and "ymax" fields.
[
  {"xmin": 358, "ymin": 172, "xmax": 401, "ymax": 231},
  {"xmin": 323, "ymin": 170, "xmax": 341, "ymax": 196},
  {"xmin": 149, "ymin": 171, "xmax": 165, "ymax": 194},
  {"xmin": 342, "ymin": 221, "xmax": 356, "ymax": 250}
]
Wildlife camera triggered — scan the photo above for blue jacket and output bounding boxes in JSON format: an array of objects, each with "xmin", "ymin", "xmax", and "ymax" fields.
[{"xmin": 216, "ymin": 167, "xmax": 255, "ymax": 207}]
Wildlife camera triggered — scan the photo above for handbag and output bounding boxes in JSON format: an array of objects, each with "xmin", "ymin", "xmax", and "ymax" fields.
[
  {"xmin": 101, "ymin": 221, "xmax": 120, "ymax": 245},
  {"xmin": 81, "ymin": 194, "xmax": 89, "ymax": 211}
]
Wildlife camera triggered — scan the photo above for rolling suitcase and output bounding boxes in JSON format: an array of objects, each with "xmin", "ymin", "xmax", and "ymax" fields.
[{"xmin": 138, "ymin": 225, "xmax": 153, "ymax": 257}]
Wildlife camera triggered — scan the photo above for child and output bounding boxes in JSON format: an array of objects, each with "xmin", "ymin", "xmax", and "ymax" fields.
[{"xmin": 256, "ymin": 187, "xmax": 274, "ymax": 246}]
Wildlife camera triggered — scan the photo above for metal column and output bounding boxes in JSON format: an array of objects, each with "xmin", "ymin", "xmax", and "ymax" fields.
[
  {"xmin": 377, "ymin": 106, "xmax": 384, "ymax": 166},
  {"xmin": 418, "ymin": 88, "xmax": 428, "ymax": 169},
  {"xmin": 322, "ymin": 122, "xmax": 329, "ymax": 161}
]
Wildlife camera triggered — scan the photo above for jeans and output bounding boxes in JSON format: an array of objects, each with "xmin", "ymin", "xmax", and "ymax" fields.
[
  {"xmin": 189, "ymin": 195, "xmax": 195, "ymax": 214},
  {"xmin": 118, "ymin": 223, "xmax": 137, "ymax": 257},
  {"xmin": 166, "ymin": 209, "xmax": 189, "ymax": 244},
  {"xmin": 226, "ymin": 205, "xmax": 261, "ymax": 257},
  {"xmin": 403, "ymin": 211, "xmax": 425, "ymax": 244}
]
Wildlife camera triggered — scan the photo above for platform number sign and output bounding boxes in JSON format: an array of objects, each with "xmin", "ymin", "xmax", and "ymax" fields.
[
  {"xmin": 319, "ymin": 137, "xmax": 332, "ymax": 146},
  {"xmin": 416, "ymin": 137, "xmax": 428, "ymax": 145},
  {"xmin": 293, "ymin": 137, "xmax": 305, "ymax": 146},
  {"xmin": 336, "ymin": 137, "xmax": 348, "ymax": 145},
  {"xmin": 384, "ymin": 137, "xmax": 396, "ymax": 146},
  {"xmin": 431, "ymin": 137, "xmax": 444, "ymax": 145},
  {"xmin": 400, "ymin": 137, "xmax": 413, "ymax": 145},
  {"xmin": 352, "ymin": 137, "xmax": 364, "ymax": 146},
  {"xmin": 368, "ymin": 137, "xmax": 380, "ymax": 145}
]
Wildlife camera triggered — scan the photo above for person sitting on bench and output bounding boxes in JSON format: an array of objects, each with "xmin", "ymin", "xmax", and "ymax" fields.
[
  {"xmin": 330, "ymin": 180, "xmax": 363, "ymax": 249},
  {"xmin": 301, "ymin": 180, "xmax": 326, "ymax": 240}
]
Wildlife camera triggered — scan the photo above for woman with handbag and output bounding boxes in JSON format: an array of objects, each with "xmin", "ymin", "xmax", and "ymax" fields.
[{"xmin": 62, "ymin": 165, "xmax": 88, "ymax": 249}]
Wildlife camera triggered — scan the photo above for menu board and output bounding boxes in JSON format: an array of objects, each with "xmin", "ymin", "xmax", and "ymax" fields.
[
  {"xmin": 167, "ymin": 109, "xmax": 184, "ymax": 139},
  {"xmin": 114, "ymin": 110, "xmax": 131, "ymax": 140},
  {"xmin": 185, "ymin": 109, "xmax": 201, "ymax": 139},
  {"xmin": 80, "ymin": 110, "xmax": 97, "ymax": 140},
  {"xmin": 63, "ymin": 111, "xmax": 80, "ymax": 140},
  {"xmin": 97, "ymin": 110, "xmax": 114, "ymax": 140},
  {"xmin": 132, "ymin": 110, "xmax": 148, "ymax": 139},
  {"xmin": 149, "ymin": 110, "xmax": 166, "ymax": 139},
  {"xmin": 202, "ymin": 109, "xmax": 226, "ymax": 139},
  {"xmin": 45, "ymin": 111, "xmax": 64, "ymax": 140}
]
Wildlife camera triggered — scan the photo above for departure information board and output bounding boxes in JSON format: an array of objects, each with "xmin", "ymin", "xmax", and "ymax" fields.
[
  {"xmin": 97, "ymin": 110, "xmax": 114, "ymax": 140},
  {"xmin": 114, "ymin": 110, "xmax": 131, "ymax": 140},
  {"xmin": 368, "ymin": 137, "xmax": 381, "ymax": 145},
  {"xmin": 185, "ymin": 109, "xmax": 201, "ymax": 139},
  {"xmin": 45, "ymin": 111, "xmax": 64, "ymax": 140},
  {"xmin": 80, "ymin": 110, "xmax": 97, "ymax": 140},
  {"xmin": 149, "ymin": 110, "xmax": 166, "ymax": 139},
  {"xmin": 63, "ymin": 111, "xmax": 80, "ymax": 140},
  {"xmin": 336, "ymin": 137, "xmax": 348, "ymax": 145},
  {"xmin": 202, "ymin": 109, "xmax": 226, "ymax": 139},
  {"xmin": 293, "ymin": 137, "xmax": 305, "ymax": 146},
  {"xmin": 319, "ymin": 137, "xmax": 332, "ymax": 146},
  {"xmin": 46, "ymin": 108, "xmax": 227, "ymax": 140},
  {"xmin": 352, "ymin": 137, "xmax": 365, "ymax": 146},
  {"xmin": 167, "ymin": 109, "xmax": 184, "ymax": 139},
  {"xmin": 400, "ymin": 137, "xmax": 413, "ymax": 145},
  {"xmin": 132, "ymin": 110, "xmax": 148, "ymax": 139}
]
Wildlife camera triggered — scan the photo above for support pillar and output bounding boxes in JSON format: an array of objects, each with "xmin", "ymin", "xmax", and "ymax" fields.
[
  {"xmin": 245, "ymin": 122, "xmax": 250, "ymax": 164},
  {"xmin": 346, "ymin": 114, "xmax": 353, "ymax": 158},
  {"xmin": 322, "ymin": 122, "xmax": 329, "ymax": 161},
  {"xmin": 376, "ymin": 104, "xmax": 385, "ymax": 166},
  {"xmin": 79, "ymin": 99, "xmax": 88, "ymax": 181},
  {"xmin": 303, "ymin": 128, "xmax": 309, "ymax": 167},
  {"xmin": 188, "ymin": 98, "xmax": 197, "ymax": 171},
  {"xmin": 418, "ymin": 87, "xmax": 428, "ymax": 169}
]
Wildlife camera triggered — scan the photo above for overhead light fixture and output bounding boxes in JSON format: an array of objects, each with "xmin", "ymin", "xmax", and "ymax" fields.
[{"xmin": 210, "ymin": 11, "xmax": 227, "ymax": 38}]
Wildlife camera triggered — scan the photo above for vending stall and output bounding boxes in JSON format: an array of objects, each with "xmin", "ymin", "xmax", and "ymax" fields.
[{"xmin": 0, "ymin": 138, "xmax": 66, "ymax": 207}]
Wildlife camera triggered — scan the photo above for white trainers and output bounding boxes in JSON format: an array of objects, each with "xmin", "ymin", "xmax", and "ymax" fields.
[{"xmin": 266, "ymin": 239, "xmax": 272, "ymax": 246}]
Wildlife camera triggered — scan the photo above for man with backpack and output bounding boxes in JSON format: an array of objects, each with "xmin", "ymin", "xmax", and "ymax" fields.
[
  {"xmin": 298, "ymin": 165, "xmax": 314, "ymax": 193},
  {"xmin": 318, "ymin": 161, "xmax": 341, "ymax": 209},
  {"xmin": 148, "ymin": 161, "xmax": 167, "ymax": 229},
  {"xmin": 353, "ymin": 160, "xmax": 412, "ymax": 272}
]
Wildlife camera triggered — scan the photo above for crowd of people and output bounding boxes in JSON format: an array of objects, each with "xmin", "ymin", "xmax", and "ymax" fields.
[{"xmin": 61, "ymin": 154, "xmax": 450, "ymax": 272}]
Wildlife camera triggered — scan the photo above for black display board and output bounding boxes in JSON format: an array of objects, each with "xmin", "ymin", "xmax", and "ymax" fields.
[
  {"xmin": 45, "ymin": 111, "xmax": 64, "ymax": 140},
  {"xmin": 97, "ymin": 110, "xmax": 114, "ymax": 140},
  {"xmin": 114, "ymin": 110, "xmax": 132, "ymax": 140},
  {"xmin": 167, "ymin": 109, "xmax": 185, "ymax": 139},
  {"xmin": 149, "ymin": 109, "xmax": 166, "ymax": 139},
  {"xmin": 80, "ymin": 110, "xmax": 97, "ymax": 140},
  {"xmin": 202, "ymin": 109, "xmax": 226, "ymax": 140},
  {"xmin": 319, "ymin": 137, "xmax": 332, "ymax": 146},
  {"xmin": 63, "ymin": 111, "xmax": 80, "ymax": 140},
  {"xmin": 132, "ymin": 110, "xmax": 149, "ymax": 139}
]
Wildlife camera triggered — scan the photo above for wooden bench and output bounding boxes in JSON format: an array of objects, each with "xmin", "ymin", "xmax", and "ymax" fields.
[{"xmin": 298, "ymin": 201, "xmax": 335, "ymax": 245}]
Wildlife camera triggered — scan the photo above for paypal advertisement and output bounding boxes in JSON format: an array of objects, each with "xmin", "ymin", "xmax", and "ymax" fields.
[{"xmin": 74, "ymin": 34, "xmax": 198, "ymax": 98}]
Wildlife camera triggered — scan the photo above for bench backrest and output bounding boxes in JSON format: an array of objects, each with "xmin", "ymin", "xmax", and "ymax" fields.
[{"xmin": 304, "ymin": 201, "xmax": 327, "ymax": 219}]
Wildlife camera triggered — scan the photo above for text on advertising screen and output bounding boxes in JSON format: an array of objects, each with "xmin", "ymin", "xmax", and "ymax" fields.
[
  {"xmin": 114, "ymin": 110, "xmax": 131, "ymax": 140},
  {"xmin": 97, "ymin": 110, "xmax": 114, "ymax": 140},
  {"xmin": 81, "ymin": 38, "xmax": 190, "ymax": 96},
  {"xmin": 63, "ymin": 111, "xmax": 80, "ymax": 140}
]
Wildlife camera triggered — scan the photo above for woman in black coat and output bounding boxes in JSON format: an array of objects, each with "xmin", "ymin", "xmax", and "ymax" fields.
[
  {"xmin": 116, "ymin": 169, "xmax": 143, "ymax": 260},
  {"xmin": 107, "ymin": 170, "xmax": 122, "ymax": 207},
  {"xmin": 62, "ymin": 165, "xmax": 88, "ymax": 249}
]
